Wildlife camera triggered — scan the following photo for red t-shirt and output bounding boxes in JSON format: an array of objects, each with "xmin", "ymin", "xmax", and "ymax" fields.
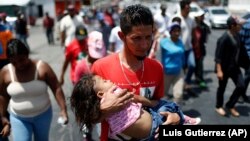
[
  {"xmin": 43, "ymin": 16, "xmax": 54, "ymax": 28},
  {"xmin": 91, "ymin": 53, "xmax": 164, "ymax": 141},
  {"xmin": 65, "ymin": 38, "xmax": 87, "ymax": 82}
]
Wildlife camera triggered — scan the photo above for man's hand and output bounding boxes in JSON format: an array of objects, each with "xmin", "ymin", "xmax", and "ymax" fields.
[
  {"xmin": 217, "ymin": 71, "xmax": 223, "ymax": 80},
  {"xmin": 100, "ymin": 86, "xmax": 134, "ymax": 117},
  {"xmin": 154, "ymin": 112, "xmax": 180, "ymax": 139}
]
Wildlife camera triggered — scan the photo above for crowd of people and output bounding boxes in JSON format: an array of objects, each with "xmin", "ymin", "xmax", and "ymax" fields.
[{"xmin": 1, "ymin": 0, "xmax": 250, "ymax": 141}]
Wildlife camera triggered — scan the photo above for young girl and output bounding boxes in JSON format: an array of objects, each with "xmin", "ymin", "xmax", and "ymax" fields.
[{"xmin": 70, "ymin": 74, "xmax": 200, "ymax": 140}]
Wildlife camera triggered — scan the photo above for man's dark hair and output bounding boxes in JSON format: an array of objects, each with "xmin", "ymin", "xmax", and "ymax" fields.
[
  {"xmin": 180, "ymin": 0, "xmax": 191, "ymax": 10},
  {"xmin": 119, "ymin": 4, "xmax": 153, "ymax": 35}
]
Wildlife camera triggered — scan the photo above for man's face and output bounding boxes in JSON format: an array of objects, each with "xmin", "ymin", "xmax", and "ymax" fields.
[
  {"xmin": 68, "ymin": 9, "xmax": 75, "ymax": 16},
  {"xmin": 124, "ymin": 25, "xmax": 153, "ymax": 59},
  {"xmin": 183, "ymin": 5, "xmax": 190, "ymax": 17}
]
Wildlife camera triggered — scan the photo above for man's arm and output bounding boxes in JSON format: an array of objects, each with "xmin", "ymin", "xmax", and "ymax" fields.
[
  {"xmin": 98, "ymin": 86, "xmax": 134, "ymax": 121},
  {"xmin": 60, "ymin": 31, "xmax": 66, "ymax": 47}
]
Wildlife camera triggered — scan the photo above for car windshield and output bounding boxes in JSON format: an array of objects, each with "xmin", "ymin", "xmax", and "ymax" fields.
[{"xmin": 211, "ymin": 9, "xmax": 228, "ymax": 15}]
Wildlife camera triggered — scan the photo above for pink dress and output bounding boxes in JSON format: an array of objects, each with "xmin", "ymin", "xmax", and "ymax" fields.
[{"xmin": 103, "ymin": 87, "xmax": 142, "ymax": 137}]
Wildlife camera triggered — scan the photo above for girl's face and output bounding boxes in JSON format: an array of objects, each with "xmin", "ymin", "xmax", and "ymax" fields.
[
  {"xmin": 9, "ymin": 54, "xmax": 30, "ymax": 71},
  {"xmin": 93, "ymin": 75, "xmax": 114, "ymax": 94}
]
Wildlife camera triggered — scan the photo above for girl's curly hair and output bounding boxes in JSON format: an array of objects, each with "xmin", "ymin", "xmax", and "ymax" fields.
[{"xmin": 70, "ymin": 74, "xmax": 101, "ymax": 130}]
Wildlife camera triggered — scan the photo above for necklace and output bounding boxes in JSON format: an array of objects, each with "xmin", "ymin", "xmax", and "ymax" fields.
[{"xmin": 119, "ymin": 55, "xmax": 144, "ymax": 87}]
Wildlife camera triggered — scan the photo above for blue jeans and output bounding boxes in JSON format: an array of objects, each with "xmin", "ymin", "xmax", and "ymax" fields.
[
  {"xmin": 184, "ymin": 49, "xmax": 196, "ymax": 84},
  {"xmin": 10, "ymin": 107, "xmax": 52, "ymax": 141},
  {"xmin": 142, "ymin": 100, "xmax": 185, "ymax": 141}
]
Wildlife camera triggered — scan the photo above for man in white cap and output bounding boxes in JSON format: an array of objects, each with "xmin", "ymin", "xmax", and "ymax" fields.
[{"xmin": 192, "ymin": 10, "xmax": 211, "ymax": 88}]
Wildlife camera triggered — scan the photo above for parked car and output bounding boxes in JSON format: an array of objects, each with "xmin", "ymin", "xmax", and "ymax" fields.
[
  {"xmin": 204, "ymin": 6, "xmax": 231, "ymax": 28},
  {"xmin": 242, "ymin": 11, "xmax": 250, "ymax": 20},
  {"xmin": 170, "ymin": 2, "xmax": 204, "ymax": 18}
]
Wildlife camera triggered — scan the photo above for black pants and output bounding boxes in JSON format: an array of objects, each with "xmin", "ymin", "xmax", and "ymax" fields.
[
  {"xmin": 195, "ymin": 56, "xmax": 205, "ymax": 82},
  {"xmin": 46, "ymin": 28, "xmax": 54, "ymax": 44},
  {"xmin": 216, "ymin": 68, "xmax": 245, "ymax": 108}
]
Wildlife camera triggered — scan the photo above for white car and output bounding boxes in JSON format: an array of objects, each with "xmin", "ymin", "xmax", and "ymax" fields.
[
  {"xmin": 170, "ymin": 2, "xmax": 204, "ymax": 18},
  {"xmin": 204, "ymin": 6, "xmax": 231, "ymax": 28}
]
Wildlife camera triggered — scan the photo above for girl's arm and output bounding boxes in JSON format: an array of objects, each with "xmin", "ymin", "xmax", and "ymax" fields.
[{"xmin": 133, "ymin": 95, "xmax": 158, "ymax": 107}]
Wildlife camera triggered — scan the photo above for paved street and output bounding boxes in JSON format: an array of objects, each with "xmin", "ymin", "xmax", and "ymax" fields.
[{"xmin": 8, "ymin": 18, "xmax": 249, "ymax": 141}]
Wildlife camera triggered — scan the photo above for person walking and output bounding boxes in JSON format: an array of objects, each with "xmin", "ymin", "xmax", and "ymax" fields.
[
  {"xmin": 0, "ymin": 39, "xmax": 68, "ymax": 141},
  {"xmin": 239, "ymin": 17, "xmax": 250, "ymax": 104},
  {"xmin": 59, "ymin": 25, "xmax": 88, "ymax": 85},
  {"xmin": 172, "ymin": 0, "xmax": 196, "ymax": 89},
  {"xmin": 0, "ymin": 22, "xmax": 12, "ymax": 69},
  {"xmin": 160, "ymin": 22, "xmax": 185, "ymax": 104},
  {"xmin": 0, "ymin": 13, "xmax": 14, "ymax": 32},
  {"xmin": 15, "ymin": 12, "xmax": 30, "ymax": 51},
  {"xmin": 214, "ymin": 16, "xmax": 246, "ymax": 117},
  {"xmin": 43, "ymin": 12, "xmax": 55, "ymax": 45},
  {"xmin": 152, "ymin": 3, "xmax": 170, "ymax": 60},
  {"xmin": 60, "ymin": 5, "xmax": 84, "ymax": 48},
  {"xmin": 192, "ymin": 10, "xmax": 211, "ymax": 88}
]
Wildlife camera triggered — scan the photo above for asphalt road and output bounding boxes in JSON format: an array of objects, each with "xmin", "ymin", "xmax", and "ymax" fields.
[{"xmin": 8, "ymin": 19, "xmax": 250, "ymax": 141}]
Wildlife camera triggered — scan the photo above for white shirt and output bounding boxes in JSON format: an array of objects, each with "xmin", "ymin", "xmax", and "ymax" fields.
[
  {"xmin": 60, "ymin": 14, "xmax": 84, "ymax": 46},
  {"xmin": 154, "ymin": 12, "xmax": 169, "ymax": 35},
  {"xmin": 109, "ymin": 26, "xmax": 124, "ymax": 52},
  {"xmin": 171, "ymin": 14, "xmax": 196, "ymax": 50}
]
